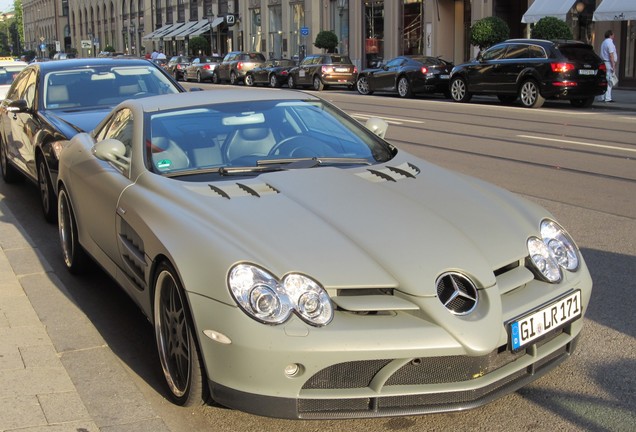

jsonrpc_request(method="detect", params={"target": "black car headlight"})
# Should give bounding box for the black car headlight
[527,219,580,283]
[228,263,333,326]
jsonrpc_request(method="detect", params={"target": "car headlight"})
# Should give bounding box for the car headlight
[527,219,580,283]
[228,263,333,326]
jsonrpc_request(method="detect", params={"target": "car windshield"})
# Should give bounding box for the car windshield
[43,65,179,110]
[146,99,395,176]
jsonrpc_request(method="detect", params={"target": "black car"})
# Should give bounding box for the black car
[0,58,185,221]
[449,39,607,108]
[244,59,297,87]
[356,55,453,98]
[213,51,267,85]
[287,54,358,91]
[166,55,193,81]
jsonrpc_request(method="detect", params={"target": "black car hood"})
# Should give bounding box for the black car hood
[42,107,112,138]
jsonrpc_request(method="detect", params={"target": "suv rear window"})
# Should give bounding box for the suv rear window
[240,53,266,62]
[558,46,601,63]
[327,55,353,65]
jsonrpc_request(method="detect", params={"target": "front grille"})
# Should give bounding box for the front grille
[303,360,391,390]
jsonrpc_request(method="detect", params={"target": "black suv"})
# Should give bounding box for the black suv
[287,54,358,91]
[449,39,607,108]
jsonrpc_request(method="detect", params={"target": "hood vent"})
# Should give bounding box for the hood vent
[357,162,420,183]
[208,182,280,199]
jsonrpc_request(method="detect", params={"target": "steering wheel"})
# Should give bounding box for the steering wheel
[268,135,334,158]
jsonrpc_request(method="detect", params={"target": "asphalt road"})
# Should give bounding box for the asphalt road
[2,85,634,431]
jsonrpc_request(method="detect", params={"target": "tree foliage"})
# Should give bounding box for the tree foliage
[189,36,209,55]
[530,17,573,40]
[314,30,338,53]
[470,16,510,51]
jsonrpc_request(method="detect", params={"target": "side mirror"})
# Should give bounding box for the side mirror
[6,99,29,113]
[92,138,130,171]
[365,117,389,139]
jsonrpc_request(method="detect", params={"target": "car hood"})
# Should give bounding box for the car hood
[43,107,112,137]
[150,152,547,297]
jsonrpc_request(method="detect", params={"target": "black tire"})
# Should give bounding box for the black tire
[269,74,279,88]
[37,156,56,223]
[58,186,90,274]
[244,73,255,87]
[287,75,296,89]
[570,97,595,108]
[196,71,203,83]
[397,76,413,98]
[0,140,20,183]
[313,76,324,91]
[212,72,220,84]
[356,76,373,95]
[519,79,545,108]
[498,94,517,104]
[154,261,208,407]
[450,76,472,103]
[230,71,238,85]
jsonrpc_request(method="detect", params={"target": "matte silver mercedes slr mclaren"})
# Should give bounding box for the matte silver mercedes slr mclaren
[56,89,592,419]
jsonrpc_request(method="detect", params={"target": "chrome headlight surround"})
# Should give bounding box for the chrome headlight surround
[228,263,333,327]
[527,219,580,283]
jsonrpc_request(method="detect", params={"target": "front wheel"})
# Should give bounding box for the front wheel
[287,75,296,89]
[397,76,413,98]
[37,157,56,223]
[313,76,324,91]
[212,72,220,84]
[356,76,373,95]
[269,74,279,88]
[154,261,208,407]
[244,73,255,87]
[196,71,203,83]
[450,77,472,103]
[230,71,238,85]
[58,186,90,274]
[519,80,545,108]
[0,140,20,183]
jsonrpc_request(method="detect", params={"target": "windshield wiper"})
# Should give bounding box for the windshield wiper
[257,157,371,167]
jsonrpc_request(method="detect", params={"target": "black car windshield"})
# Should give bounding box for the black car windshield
[146,99,395,175]
[44,65,179,110]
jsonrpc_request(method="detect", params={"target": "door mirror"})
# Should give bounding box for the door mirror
[92,138,130,171]
[6,99,29,113]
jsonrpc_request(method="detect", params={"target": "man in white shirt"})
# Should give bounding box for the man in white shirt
[599,30,617,102]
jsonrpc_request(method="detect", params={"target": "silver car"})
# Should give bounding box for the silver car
[184,56,222,83]
[56,89,592,419]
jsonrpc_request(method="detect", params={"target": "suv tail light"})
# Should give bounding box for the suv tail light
[420,66,429,74]
[203,65,212,70]
[551,63,575,73]
[237,61,244,70]
[599,63,607,72]
[354,66,358,73]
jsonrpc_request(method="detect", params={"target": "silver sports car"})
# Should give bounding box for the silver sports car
[56,89,592,419]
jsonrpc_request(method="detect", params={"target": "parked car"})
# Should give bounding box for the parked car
[184,56,222,83]
[0,60,28,99]
[52,52,76,60]
[244,58,297,87]
[287,54,358,91]
[356,55,453,98]
[150,57,168,69]
[213,51,266,85]
[0,58,185,222]
[166,55,193,81]
[57,88,591,418]
[449,39,607,108]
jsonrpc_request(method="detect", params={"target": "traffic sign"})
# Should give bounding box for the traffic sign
[226,14,235,26]
[300,26,309,37]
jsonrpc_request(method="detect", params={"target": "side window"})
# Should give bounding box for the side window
[504,45,529,60]
[528,45,547,59]
[386,58,403,68]
[22,70,38,110]
[6,68,34,102]
[94,108,134,176]
[482,45,507,61]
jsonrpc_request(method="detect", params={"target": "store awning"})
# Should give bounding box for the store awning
[593,0,636,21]
[163,21,199,41]
[521,0,577,24]
[143,23,175,41]
[190,17,225,37]
[175,19,211,40]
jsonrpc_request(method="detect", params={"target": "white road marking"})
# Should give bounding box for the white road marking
[518,135,636,153]
[351,113,424,125]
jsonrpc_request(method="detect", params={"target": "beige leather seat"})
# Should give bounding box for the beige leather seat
[151,136,190,172]
[224,127,276,161]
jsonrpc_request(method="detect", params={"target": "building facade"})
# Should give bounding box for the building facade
[19,1,635,88]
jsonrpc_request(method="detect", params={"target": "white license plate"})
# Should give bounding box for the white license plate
[335,68,349,72]
[509,291,581,351]
[440,74,450,79]
[579,69,597,75]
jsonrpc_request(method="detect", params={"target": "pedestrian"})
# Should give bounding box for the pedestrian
[157,50,167,60]
[599,29,617,103]
[151,49,159,59]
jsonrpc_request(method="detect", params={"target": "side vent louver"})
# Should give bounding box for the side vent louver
[357,162,420,183]
[208,182,280,199]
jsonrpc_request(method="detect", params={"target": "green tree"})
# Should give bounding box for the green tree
[314,30,338,53]
[189,36,209,55]
[470,16,510,52]
[531,17,573,40]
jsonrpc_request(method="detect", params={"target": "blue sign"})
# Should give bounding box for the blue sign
[300,26,309,37]
[40,43,46,50]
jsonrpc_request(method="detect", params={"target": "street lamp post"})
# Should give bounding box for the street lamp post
[88,29,93,57]
[130,23,136,55]
[207,8,214,56]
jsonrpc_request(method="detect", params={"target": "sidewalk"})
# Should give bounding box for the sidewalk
[595,87,636,110]
[0,201,170,432]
